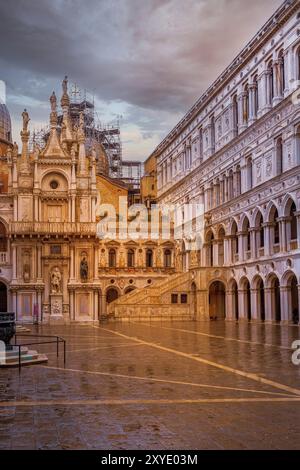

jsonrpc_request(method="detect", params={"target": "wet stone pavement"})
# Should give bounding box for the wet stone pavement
[0,320,300,450]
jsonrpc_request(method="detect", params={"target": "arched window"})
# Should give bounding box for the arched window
[164,249,172,268]
[290,202,298,242]
[278,50,285,96]
[244,218,251,253]
[235,165,241,197]
[276,137,283,175]
[108,249,116,268]
[256,212,264,256]
[253,75,259,116]
[297,46,300,81]
[146,249,153,268]
[270,207,280,250]
[0,222,7,252]
[231,221,238,263]
[228,170,234,200]
[232,94,238,134]
[268,61,274,103]
[127,249,135,268]
[199,127,203,161]
[243,84,249,125]
[246,157,253,191]
[218,228,225,267]
[206,231,214,267]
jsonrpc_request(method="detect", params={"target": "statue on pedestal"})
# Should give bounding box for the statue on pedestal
[51,267,62,293]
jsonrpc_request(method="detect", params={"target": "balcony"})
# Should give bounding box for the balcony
[10,222,97,236]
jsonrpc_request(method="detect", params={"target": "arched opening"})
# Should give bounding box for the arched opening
[127,249,135,268]
[268,60,274,103]
[255,211,264,257]
[0,222,7,253]
[206,231,214,267]
[269,205,280,252]
[278,50,285,96]
[228,170,234,200]
[106,288,119,305]
[0,282,7,312]
[146,249,153,268]
[236,165,241,197]
[108,249,116,268]
[286,200,298,250]
[268,275,281,323]
[124,286,136,295]
[289,275,299,324]
[164,249,172,268]
[257,278,265,322]
[191,282,197,319]
[233,94,239,134]
[275,137,283,175]
[243,84,249,125]
[253,75,259,117]
[231,221,238,263]
[217,227,225,267]
[229,279,239,320]
[209,281,226,320]
[296,46,300,82]
[242,217,251,260]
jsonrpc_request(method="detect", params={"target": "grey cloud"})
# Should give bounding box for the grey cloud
[0,0,283,157]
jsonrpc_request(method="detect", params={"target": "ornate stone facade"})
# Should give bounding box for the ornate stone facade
[140,0,300,324]
[0,78,175,323]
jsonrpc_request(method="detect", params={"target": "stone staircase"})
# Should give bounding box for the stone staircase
[0,346,48,368]
[108,272,192,321]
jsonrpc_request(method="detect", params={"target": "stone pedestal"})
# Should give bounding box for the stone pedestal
[49,293,64,324]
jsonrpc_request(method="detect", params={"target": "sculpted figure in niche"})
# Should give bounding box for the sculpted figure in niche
[51,267,62,293]
[80,256,88,281]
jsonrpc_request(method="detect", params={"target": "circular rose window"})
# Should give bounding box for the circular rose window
[50,180,59,189]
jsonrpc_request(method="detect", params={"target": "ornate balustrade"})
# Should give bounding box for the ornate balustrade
[9,221,97,236]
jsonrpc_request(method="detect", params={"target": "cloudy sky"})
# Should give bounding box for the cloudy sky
[0,0,283,161]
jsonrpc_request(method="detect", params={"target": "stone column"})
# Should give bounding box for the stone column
[273,60,282,106]
[264,287,273,322]
[278,217,287,253]
[237,231,246,262]
[263,69,272,113]
[249,228,257,260]
[251,288,259,321]
[280,286,289,324]
[238,289,246,320]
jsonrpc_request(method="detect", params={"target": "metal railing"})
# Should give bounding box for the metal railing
[13,333,66,371]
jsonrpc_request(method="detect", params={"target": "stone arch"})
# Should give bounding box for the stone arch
[217,225,225,267]
[251,275,265,322]
[106,286,120,305]
[265,273,281,322]
[208,280,226,320]
[265,201,279,223]
[41,169,70,189]
[281,271,299,324]
[124,286,136,295]
[282,194,298,217]
[205,229,215,267]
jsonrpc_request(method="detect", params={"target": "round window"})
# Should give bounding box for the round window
[50,180,59,190]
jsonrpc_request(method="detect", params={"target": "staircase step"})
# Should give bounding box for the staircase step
[0,351,48,367]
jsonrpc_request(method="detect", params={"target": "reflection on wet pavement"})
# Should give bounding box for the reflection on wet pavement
[0,321,299,449]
